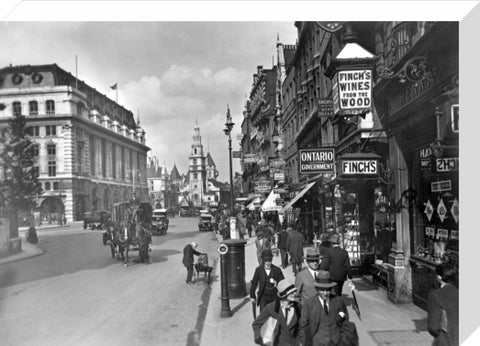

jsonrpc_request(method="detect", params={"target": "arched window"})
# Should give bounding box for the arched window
[29,101,38,116]
[193,172,198,179]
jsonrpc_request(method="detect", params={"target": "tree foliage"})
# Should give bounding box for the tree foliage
[0,114,42,215]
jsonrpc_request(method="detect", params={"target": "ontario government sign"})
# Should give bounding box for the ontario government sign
[299,148,335,174]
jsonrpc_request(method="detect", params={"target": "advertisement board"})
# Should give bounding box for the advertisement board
[299,148,335,174]
[333,69,372,117]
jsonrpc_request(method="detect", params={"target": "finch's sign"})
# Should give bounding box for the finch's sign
[333,69,372,117]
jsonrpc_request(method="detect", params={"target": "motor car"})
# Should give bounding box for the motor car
[83,210,110,230]
[152,208,169,235]
[198,213,214,232]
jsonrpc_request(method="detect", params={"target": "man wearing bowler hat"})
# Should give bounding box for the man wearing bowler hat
[299,270,352,346]
[321,233,352,297]
[286,226,305,276]
[250,249,285,312]
[295,248,324,305]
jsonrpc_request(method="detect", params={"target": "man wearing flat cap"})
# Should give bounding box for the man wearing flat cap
[252,278,302,345]
[250,249,285,312]
[295,248,324,305]
[299,270,354,346]
[321,233,353,297]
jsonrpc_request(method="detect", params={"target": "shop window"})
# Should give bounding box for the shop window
[46,100,55,115]
[48,161,56,177]
[46,125,56,136]
[12,101,22,116]
[29,101,38,116]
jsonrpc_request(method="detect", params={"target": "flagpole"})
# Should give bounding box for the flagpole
[116,87,118,104]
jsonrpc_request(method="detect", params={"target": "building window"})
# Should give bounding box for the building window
[53,182,59,190]
[32,166,39,178]
[48,161,56,177]
[32,144,39,156]
[47,143,56,156]
[27,126,40,136]
[12,101,22,116]
[194,148,197,155]
[193,173,198,179]
[46,125,56,136]
[46,100,55,115]
[193,158,197,165]
[29,101,38,116]
[45,182,51,191]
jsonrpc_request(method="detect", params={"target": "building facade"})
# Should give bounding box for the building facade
[0,64,150,223]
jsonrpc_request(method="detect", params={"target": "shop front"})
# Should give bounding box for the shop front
[373,22,459,308]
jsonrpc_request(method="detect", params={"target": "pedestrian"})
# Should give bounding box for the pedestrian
[318,233,332,257]
[255,230,271,266]
[26,226,38,244]
[250,249,285,312]
[295,248,323,305]
[321,233,352,297]
[252,278,302,346]
[427,263,459,346]
[246,213,253,238]
[298,270,356,346]
[278,227,289,269]
[286,226,305,276]
[182,241,203,284]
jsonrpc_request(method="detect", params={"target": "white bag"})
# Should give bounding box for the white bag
[260,316,278,346]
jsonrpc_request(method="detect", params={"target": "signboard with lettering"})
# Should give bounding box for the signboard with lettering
[431,180,452,193]
[436,158,458,172]
[340,159,378,176]
[299,148,335,174]
[318,99,334,117]
[419,147,433,172]
[232,151,241,158]
[273,172,285,183]
[243,153,257,163]
[333,69,372,116]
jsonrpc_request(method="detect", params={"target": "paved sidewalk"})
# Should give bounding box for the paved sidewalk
[0,222,78,266]
[201,234,432,346]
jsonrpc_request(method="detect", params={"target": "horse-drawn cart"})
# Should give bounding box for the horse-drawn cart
[108,201,153,266]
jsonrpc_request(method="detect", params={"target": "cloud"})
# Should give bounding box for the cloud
[120,64,248,179]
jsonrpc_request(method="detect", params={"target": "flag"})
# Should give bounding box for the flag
[110,83,117,90]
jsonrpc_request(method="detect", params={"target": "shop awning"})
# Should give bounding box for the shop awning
[246,197,261,211]
[260,190,282,212]
[281,181,316,212]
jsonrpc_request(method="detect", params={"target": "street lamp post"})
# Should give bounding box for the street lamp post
[223,105,235,216]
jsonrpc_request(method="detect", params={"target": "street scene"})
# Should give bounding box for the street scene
[0,3,474,345]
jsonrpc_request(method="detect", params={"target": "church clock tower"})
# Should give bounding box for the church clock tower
[188,122,206,207]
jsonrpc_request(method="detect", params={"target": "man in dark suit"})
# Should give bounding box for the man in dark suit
[182,241,202,284]
[250,249,285,312]
[286,227,305,276]
[428,263,459,346]
[321,233,352,297]
[299,271,354,346]
[277,227,289,269]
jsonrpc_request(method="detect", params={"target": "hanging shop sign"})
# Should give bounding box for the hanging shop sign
[318,99,334,117]
[419,147,433,172]
[339,156,379,177]
[243,153,257,163]
[424,200,434,222]
[273,172,285,183]
[299,148,335,174]
[332,69,372,117]
[431,180,452,193]
[232,151,242,158]
[436,158,458,172]
[425,226,435,237]
[436,228,449,240]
